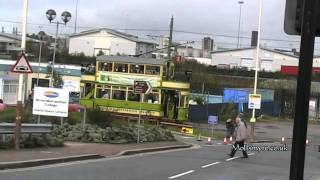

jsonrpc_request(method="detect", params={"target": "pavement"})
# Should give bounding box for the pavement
[1,135,319,180]
[0,140,191,170]
[191,121,320,145]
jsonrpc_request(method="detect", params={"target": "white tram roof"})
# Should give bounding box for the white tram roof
[96,56,168,66]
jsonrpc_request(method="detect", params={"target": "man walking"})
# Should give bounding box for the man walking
[228,114,248,158]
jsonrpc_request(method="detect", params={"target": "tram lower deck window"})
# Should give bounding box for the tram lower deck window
[128,92,140,102]
[112,90,126,100]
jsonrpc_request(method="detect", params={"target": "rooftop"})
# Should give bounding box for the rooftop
[69,28,157,45]
[96,55,168,65]
[0,32,41,43]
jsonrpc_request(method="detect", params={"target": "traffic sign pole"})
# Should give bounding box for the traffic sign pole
[137,93,143,143]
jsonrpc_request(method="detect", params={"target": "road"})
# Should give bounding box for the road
[0,136,320,180]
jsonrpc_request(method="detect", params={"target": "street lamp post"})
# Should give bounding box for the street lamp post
[46,9,72,87]
[250,0,263,142]
[36,31,45,124]
[74,0,79,33]
[36,31,45,87]
[237,1,244,48]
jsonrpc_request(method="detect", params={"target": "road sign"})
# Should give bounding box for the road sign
[11,53,33,73]
[134,81,152,94]
[248,94,261,109]
[208,116,218,125]
[32,87,69,117]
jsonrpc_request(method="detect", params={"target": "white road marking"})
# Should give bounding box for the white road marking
[226,156,240,161]
[182,136,192,139]
[168,170,195,179]
[201,162,221,168]
[248,153,255,156]
[202,144,223,147]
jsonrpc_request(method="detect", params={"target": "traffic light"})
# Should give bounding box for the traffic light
[284,0,320,36]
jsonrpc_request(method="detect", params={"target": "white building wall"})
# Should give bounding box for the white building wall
[68,30,137,57]
[212,49,320,72]
[0,36,16,42]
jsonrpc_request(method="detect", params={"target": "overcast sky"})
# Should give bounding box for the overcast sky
[1,0,319,53]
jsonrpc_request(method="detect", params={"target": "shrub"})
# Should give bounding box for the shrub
[218,103,236,122]
[87,109,113,128]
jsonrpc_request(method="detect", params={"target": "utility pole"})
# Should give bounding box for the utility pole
[164,16,174,118]
[167,16,173,61]
[15,0,29,150]
[74,0,78,33]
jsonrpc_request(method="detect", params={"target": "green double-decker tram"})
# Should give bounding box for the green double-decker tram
[80,56,190,121]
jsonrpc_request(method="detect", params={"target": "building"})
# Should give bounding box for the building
[211,47,320,72]
[0,31,40,54]
[0,76,20,105]
[0,59,82,105]
[80,55,190,121]
[68,28,157,57]
[176,46,202,58]
[202,37,215,58]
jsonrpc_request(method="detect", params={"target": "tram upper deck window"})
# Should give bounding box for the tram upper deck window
[99,62,112,71]
[114,63,128,73]
[146,65,160,75]
[130,64,144,74]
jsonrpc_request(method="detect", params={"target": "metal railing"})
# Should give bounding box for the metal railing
[0,123,52,134]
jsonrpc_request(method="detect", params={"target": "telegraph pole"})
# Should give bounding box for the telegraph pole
[15,0,29,150]
[164,16,174,118]
[167,16,174,61]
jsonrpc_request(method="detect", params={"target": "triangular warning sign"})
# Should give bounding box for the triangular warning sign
[11,53,33,73]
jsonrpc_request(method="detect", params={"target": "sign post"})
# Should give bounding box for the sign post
[248,94,261,141]
[208,116,218,139]
[134,81,152,143]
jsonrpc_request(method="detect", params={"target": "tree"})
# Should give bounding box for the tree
[97,50,105,56]
[46,65,64,88]
[193,96,205,105]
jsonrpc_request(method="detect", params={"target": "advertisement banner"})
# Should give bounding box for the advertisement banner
[63,80,80,92]
[248,94,261,109]
[32,87,69,117]
[98,72,160,87]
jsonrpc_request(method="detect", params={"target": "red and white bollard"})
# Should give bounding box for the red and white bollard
[223,137,228,145]
[206,137,212,145]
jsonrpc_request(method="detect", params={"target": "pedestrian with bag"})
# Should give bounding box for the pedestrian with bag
[228,113,248,158]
